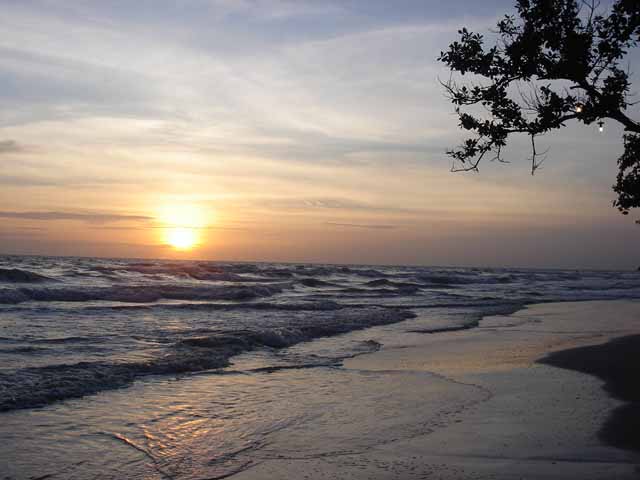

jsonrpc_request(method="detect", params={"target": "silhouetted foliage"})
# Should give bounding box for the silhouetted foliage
[439,0,640,215]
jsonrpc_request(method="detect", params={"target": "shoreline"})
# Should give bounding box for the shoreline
[2,299,640,480]
[233,299,640,479]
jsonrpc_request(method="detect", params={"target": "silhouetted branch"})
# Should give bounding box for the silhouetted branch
[439,0,640,214]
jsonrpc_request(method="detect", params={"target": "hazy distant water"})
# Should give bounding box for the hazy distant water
[1,255,640,479]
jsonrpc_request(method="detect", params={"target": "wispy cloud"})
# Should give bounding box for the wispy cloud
[0,211,152,224]
[325,222,396,230]
[0,139,23,153]
[0,173,145,188]
[260,197,418,214]
[0,175,58,186]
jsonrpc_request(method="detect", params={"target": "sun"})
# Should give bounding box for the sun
[156,203,212,251]
[166,227,198,250]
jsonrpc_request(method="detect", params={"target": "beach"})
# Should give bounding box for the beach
[4,0,640,478]
[2,257,640,479]
[233,300,640,479]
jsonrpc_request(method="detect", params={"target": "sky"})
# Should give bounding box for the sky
[0,0,638,269]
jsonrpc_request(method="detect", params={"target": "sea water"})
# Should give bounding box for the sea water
[1,255,639,479]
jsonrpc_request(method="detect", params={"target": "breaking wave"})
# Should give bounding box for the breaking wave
[0,308,413,411]
[0,268,52,283]
[0,282,290,304]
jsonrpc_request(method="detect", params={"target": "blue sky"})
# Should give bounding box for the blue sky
[0,0,638,268]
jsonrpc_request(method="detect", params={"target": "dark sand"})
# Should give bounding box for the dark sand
[539,334,640,453]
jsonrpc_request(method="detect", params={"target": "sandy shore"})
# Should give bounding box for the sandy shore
[233,300,640,479]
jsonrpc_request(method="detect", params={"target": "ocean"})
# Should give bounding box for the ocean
[1,255,640,479]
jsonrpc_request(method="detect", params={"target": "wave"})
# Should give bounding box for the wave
[31,336,105,344]
[343,268,388,278]
[0,279,420,310]
[159,300,343,312]
[407,303,524,334]
[0,268,52,283]
[0,345,49,354]
[332,285,421,296]
[566,282,640,291]
[297,278,338,287]
[364,279,424,289]
[90,262,285,283]
[408,323,480,334]
[416,273,472,285]
[69,300,343,314]
[238,340,382,374]
[288,265,388,278]
[0,307,414,412]
[0,282,290,304]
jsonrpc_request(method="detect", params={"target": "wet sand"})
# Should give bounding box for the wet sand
[539,334,640,453]
[233,300,640,479]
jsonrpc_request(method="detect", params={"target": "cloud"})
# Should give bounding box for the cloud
[0,44,161,126]
[87,224,248,231]
[0,139,23,153]
[0,175,58,186]
[0,225,46,238]
[0,1,467,153]
[261,197,418,214]
[325,222,396,230]
[0,211,153,224]
[0,173,145,188]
